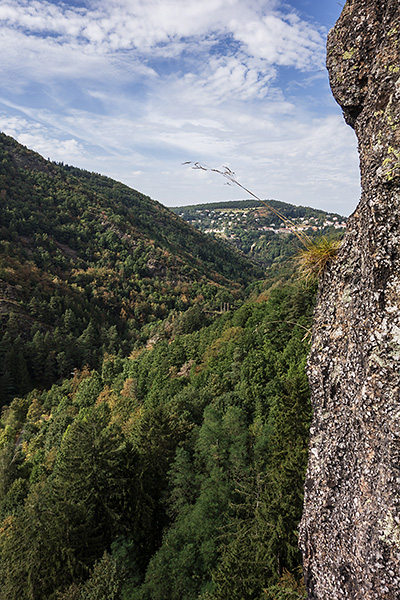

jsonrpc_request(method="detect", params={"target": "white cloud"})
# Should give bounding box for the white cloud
[1,91,359,215]
[0,28,155,96]
[175,56,276,106]
[0,0,326,120]
[0,0,325,65]
[0,114,85,162]
[19,134,84,161]
[231,13,324,69]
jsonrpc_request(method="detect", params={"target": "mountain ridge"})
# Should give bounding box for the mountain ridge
[0,132,262,404]
[172,197,345,218]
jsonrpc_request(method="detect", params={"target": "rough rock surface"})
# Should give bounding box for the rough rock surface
[299,1,400,599]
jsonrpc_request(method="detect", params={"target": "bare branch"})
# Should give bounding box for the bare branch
[183,162,313,247]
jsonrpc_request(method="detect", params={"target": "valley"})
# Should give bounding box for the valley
[0,133,342,600]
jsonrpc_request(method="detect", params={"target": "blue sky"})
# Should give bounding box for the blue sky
[0,0,360,215]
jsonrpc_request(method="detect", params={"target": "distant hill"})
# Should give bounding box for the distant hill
[0,132,262,404]
[172,197,344,218]
[172,199,346,270]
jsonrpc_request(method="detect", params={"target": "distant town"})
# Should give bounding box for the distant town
[176,205,347,240]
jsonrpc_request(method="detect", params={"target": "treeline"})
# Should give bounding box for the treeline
[0,283,314,600]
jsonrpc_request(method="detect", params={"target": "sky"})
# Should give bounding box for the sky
[0,0,360,216]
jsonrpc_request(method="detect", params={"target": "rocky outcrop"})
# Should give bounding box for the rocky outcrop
[299,1,400,599]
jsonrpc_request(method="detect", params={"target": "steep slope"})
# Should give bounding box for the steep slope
[300,1,400,599]
[0,133,262,405]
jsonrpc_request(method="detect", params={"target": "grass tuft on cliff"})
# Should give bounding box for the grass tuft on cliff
[296,236,341,281]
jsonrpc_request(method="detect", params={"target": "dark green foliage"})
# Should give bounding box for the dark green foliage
[57,552,123,600]
[172,198,342,217]
[79,552,123,600]
[0,283,314,600]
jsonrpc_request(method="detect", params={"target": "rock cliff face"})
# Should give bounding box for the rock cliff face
[299,1,400,599]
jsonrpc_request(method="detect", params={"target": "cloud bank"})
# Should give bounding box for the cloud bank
[0,0,360,214]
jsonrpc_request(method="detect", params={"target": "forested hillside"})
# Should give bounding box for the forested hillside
[0,282,314,600]
[0,133,262,405]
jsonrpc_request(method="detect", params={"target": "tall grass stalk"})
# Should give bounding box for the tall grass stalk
[184,162,314,247]
[184,162,341,279]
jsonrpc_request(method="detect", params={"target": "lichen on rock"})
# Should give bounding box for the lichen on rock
[299,1,400,599]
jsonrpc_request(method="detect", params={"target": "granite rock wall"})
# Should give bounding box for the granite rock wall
[299,1,400,598]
